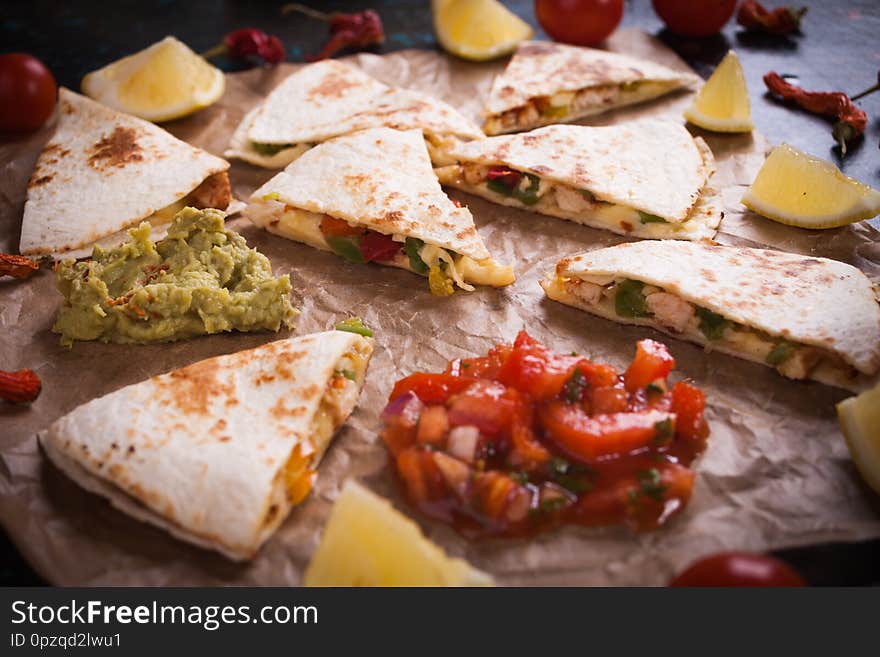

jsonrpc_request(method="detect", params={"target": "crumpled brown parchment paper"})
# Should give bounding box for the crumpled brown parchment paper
[1,30,879,586]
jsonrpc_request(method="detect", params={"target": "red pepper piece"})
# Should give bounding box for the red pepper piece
[203,29,285,66]
[0,369,41,404]
[360,231,401,263]
[486,166,523,189]
[0,254,39,279]
[764,72,867,154]
[737,1,807,35]
[282,4,385,61]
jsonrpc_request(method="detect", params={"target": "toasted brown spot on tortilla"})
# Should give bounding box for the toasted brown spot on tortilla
[308,71,361,100]
[344,173,368,186]
[621,221,634,233]
[301,383,320,401]
[127,445,136,455]
[700,268,717,282]
[87,127,144,170]
[158,358,236,416]
[519,42,559,57]
[573,164,591,184]
[254,372,276,386]
[29,174,53,187]
[218,436,231,442]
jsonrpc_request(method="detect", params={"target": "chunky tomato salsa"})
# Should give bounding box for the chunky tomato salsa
[380,331,710,537]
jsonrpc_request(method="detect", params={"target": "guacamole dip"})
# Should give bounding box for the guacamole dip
[53,207,297,345]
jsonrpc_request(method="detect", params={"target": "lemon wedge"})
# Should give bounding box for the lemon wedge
[82,36,225,122]
[432,0,533,61]
[837,381,880,494]
[742,144,880,228]
[684,50,753,133]
[304,481,493,587]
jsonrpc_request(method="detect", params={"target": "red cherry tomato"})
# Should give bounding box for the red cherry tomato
[0,54,57,133]
[651,0,737,38]
[669,552,807,586]
[535,0,624,47]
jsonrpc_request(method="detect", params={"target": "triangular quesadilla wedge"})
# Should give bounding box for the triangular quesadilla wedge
[20,88,232,258]
[40,330,374,561]
[483,40,699,135]
[225,60,485,168]
[435,120,721,242]
[246,127,514,295]
[541,241,880,391]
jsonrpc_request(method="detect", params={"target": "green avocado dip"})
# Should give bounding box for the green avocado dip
[53,207,297,346]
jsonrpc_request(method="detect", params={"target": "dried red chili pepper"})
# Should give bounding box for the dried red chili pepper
[763,72,867,155]
[282,3,385,62]
[203,29,286,66]
[737,1,807,35]
[0,253,39,279]
[0,369,41,404]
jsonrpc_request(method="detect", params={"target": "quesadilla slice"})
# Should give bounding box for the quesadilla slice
[483,41,699,135]
[435,120,721,242]
[40,330,374,561]
[20,88,232,258]
[225,60,485,168]
[541,241,880,391]
[246,127,514,295]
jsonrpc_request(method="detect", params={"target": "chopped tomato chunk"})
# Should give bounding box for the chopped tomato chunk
[447,379,516,435]
[624,339,675,392]
[416,405,449,445]
[380,331,710,538]
[671,381,710,445]
[591,383,629,414]
[396,447,445,504]
[498,331,583,401]
[389,373,474,405]
[540,402,675,463]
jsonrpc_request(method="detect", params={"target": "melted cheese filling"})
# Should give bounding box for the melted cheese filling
[484,80,678,134]
[246,200,514,290]
[558,276,855,383]
[251,134,456,168]
[268,345,371,528]
[435,164,711,240]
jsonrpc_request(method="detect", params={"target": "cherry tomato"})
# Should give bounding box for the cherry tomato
[0,54,57,133]
[652,0,737,38]
[534,0,624,47]
[669,552,807,586]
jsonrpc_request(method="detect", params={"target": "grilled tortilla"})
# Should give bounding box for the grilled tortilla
[483,41,699,135]
[20,88,232,258]
[226,60,484,168]
[40,330,373,561]
[542,241,880,391]
[435,120,721,242]
[245,127,514,295]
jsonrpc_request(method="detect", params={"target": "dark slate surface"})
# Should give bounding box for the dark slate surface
[1,0,878,585]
